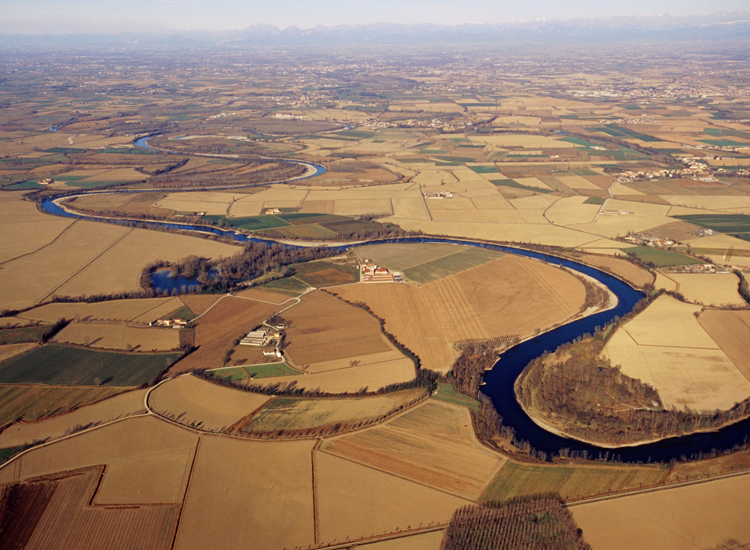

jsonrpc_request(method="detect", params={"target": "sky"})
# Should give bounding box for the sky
[0,0,747,34]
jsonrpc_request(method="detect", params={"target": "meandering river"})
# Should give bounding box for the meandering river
[36,137,750,462]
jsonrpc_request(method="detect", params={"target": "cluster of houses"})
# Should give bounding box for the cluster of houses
[622,233,676,248]
[423,191,455,199]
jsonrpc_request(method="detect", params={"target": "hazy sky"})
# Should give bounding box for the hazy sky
[0,0,747,34]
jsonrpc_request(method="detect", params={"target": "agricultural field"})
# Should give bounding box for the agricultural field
[0,344,181,387]
[52,322,183,351]
[237,388,425,434]
[665,272,745,307]
[602,296,750,411]
[18,296,188,324]
[321,400,505,499]
[0,384,127,426]
[573,253,654,288]
[149,374,271,432]
[166,294,284,374]
[334,254,587,372]
[206,362,298,381]
[354,242,504,284]
[570,473,750,550]
[481,460,667,503]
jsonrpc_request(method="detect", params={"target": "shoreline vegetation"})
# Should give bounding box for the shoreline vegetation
[514,304,750,449]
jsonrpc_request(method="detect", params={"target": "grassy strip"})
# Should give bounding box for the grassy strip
[208,363,297,381]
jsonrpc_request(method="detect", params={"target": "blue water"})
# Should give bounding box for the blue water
[150,268,219,294]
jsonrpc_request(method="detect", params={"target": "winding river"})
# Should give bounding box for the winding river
[36,137,750,463]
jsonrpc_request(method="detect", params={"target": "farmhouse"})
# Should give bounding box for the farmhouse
[265,208,281,215]
[360,262,397,283]
[240,330,271,346]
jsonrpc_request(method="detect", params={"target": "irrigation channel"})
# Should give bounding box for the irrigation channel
[37,137,750,463]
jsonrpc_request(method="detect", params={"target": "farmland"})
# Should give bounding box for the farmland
[0,344,181,387]
[334,254,587,372]
[2,40,750,550]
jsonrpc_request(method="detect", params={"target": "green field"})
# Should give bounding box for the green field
[588,125,659,142]
[469,165,500,174]
[0,345,182,386]
[202,214,290,231]
[207,362,297,381]
[0,446,26,466]
[481,460,668,502]
[624,246,698,267]
[0,325,50,345]
[0,384,127,425]
[259,276,311,295]
[431,383,480,413]
[699,139,748,147]
[404,247,503,283]
[490,179,554,194]
[290,260,359,287]
[676,214,750,241]
[584,196,607,205]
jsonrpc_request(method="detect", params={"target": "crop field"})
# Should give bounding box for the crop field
[431,383,481,412]
[0,415,198,488]
[173,436,315,550]
[0,198,74,263]
[259,275,311,295]
[167,295,282,374]
[0,344,181,386]
[18,296,184,324]
[51,226,240,299]
[0,325,49,345]
[624,246,699,267]
[289,258,359,287]
[334,255,586,372]
[207,362,298,381]
[676,213,750,239]
[282,290,396,368]
[482,460,667,502]
[0,468,180,550]
[52,323,182,351]
[0,384,126,426]
[570,473,750,550]
[0,343,38,363]
[0,388,147,449]
[667,273,745,307]
[321,401,505,499]
[698,309,750,382]
[574,253,654,288]
[602,297,750,410]
[237,388,425,433]
[149,374,271,432]
[251,355,415,393]
[315,451,468,543]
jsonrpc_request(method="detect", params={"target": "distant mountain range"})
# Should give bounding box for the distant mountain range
[2,13,750,49]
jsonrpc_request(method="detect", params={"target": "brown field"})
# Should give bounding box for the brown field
[0,342,37,362]
[52,227,240,299]
[239,388,425,433]
[4,468,180,550]
[603,297,750,410]
[315,451,468,543]
[570,473,750,550]
[252,357,416,394]
[52,322,182,351]
[173,436,315,550]
[166,295,282,374]
[283,290,396,368]
[481,460,667,503]
[0,388,147,449]
[576,253,655,288]
[0,384,128,427]
[149,374,271,432]
[668,273,745,307]
[321,400,505,499]
[178,294,223,315]
[0,416,198,492]
[19,296,182,324]
[699,309,750,383]
[0,200,74,263]
[334,255,586,372]
[355,531,446,550]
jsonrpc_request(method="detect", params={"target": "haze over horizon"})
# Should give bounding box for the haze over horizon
[0,0,748,35]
